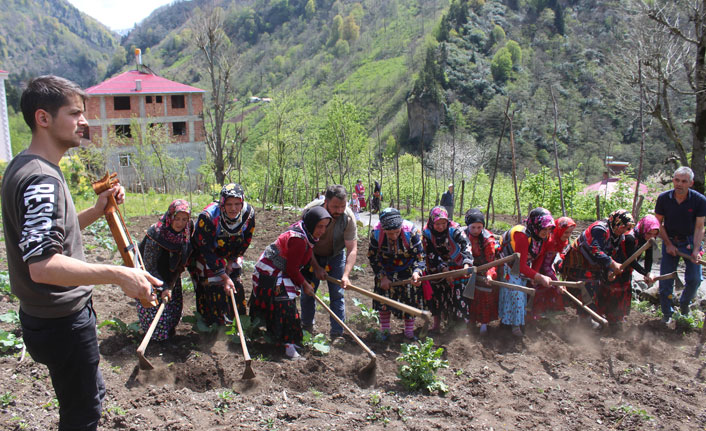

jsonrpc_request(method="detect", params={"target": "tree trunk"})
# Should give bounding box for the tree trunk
[633,60,647,219]
[486,99,511,227]
[396,136,400,209]
[505,109,522,224]
[691,10,706,194]
[550,87,566,216]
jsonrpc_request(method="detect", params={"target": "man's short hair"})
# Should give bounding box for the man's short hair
[325,185,347,201]
[674,166,694,182]
[20,75,86,131]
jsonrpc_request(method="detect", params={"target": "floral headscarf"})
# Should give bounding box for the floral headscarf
[144,199,192,272]
[608,209,634,235]
[635,214,660,237]
[155,199,191,245]
[524,207,555,257]
[218,183,247,235]
[425,206,449,237]
[525,207,555,241]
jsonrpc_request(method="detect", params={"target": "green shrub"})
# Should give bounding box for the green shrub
[396,337,449,393]
[302,331,330,355]
[0,330,23,353]
[97,318,141,340]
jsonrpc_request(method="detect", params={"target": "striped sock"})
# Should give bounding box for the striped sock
[404,317,415,338]
[380,310,391,331]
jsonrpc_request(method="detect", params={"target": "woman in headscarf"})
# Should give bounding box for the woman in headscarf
[136,199,193,340]
[463,208,499,335]
[422,206,473,332]
[497,208,555,337]
[249,207,331,359]
[529,216,576,320]
[189,183,256,326]
[559,209,634,328]
[368,208,426,339]
[597,214,659,327]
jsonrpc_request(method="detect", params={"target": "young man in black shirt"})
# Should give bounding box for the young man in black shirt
[2,76,159,430]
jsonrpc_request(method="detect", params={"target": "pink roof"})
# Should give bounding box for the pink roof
[582,178,648,196]
[85,70,204,95]
[0,70,8,73]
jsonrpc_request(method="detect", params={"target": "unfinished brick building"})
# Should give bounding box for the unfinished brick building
[84,64,206,191]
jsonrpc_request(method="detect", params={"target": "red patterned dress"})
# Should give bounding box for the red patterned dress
[466,228,499,324]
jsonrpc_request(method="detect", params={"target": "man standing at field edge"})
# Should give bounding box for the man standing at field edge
[654,166,706,326]
[1,76,158,430]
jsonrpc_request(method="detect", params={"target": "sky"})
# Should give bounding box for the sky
[66,0,175,31]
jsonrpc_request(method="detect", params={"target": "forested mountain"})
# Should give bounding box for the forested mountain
[0,0,119,88]
[1,0,692,183]
[407,0,687,181]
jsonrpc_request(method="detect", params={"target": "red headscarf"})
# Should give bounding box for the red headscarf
[547,216,576,253]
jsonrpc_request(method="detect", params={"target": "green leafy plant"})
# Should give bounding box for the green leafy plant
[396,337,449,394]
[241,260,256,273]
[367,327,390,342]
[302,331,330,355]
[0,310,19,325]
[41,398,59,410]
[673,311,705,330]
[349,297,379,327]
[0,330,23,353]
[10,416,27,429]
[0,391,16,408]
[214,390,237,415]
[632,299,656,314]
[260,417,277,430]
[182,312,221,334]
[181,276,194,293]
[611,404,653,421]
[226,315,262,342]
[0,270,14,299]
[316,290,330,307]
[310,388,323,398]
[97,318,141,340]
[83,219,117,252]
[366,392,392,424]
[106,405,126,416]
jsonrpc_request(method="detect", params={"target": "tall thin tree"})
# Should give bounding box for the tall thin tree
[192,7,243,186]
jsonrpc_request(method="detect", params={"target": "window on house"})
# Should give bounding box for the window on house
[82,127,90,140]
[119,153,131,167]
[115,124,131,138]
[145,95,152,103]
[171,95,185,109]
[156,95,163,103]
[114,96,130,110]
[172,122,186,136]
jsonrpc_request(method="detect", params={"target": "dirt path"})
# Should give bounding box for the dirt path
[0,209,705,430]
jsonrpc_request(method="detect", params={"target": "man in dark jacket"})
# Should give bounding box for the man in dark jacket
[440,184,454,220]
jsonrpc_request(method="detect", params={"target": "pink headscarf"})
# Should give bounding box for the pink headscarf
[635,214,660,237]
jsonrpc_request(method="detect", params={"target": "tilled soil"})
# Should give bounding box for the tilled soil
[0,209,705,430]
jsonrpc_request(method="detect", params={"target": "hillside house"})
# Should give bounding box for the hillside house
[84,67,206,191]
[0,70,11,162]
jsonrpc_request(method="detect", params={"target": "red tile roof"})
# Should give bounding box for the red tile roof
[85,70,204,95]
